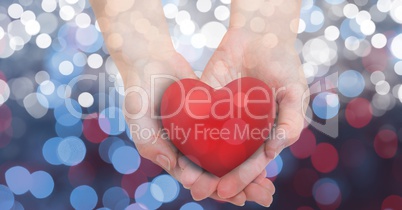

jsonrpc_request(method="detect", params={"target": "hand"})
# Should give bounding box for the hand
[186,26,309,203]
[123,49,274,206]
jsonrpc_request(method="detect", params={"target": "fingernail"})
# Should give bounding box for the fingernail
[238,203,245,207]
[156,155,171,171]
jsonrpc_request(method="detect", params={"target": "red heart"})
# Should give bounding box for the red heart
[161,77,275,177]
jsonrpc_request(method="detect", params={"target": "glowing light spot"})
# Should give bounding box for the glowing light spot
[0,185,14,209]
[382,195,402,210]
[375,80,390,95]
[99,107,125,135]
[343,3,359,19]
[311,143,339,173]
[70,185,98,210]
[371,33,387,48]
[394,61,402,75]
[181,202,204,210]
[290,129,316,159]
[57,136,86,166]
[374,129,398,159]
[43,137,63,165]
[102,187,130,209]
[345,98,372,128]
[163,3,178,19]
[180,20,195,35]
[73,52,87,67]
[5,166,32,195]
[313,178,341,206]
[8,4,23,19]
[135,183,163,209]
[39,80,55,95]
[78,92,94,108]
[75,13,91,28]
[126,203,148,210]
[151,175,180,202]
[59,5,75,21]
[339,70,365,97]
[36,33,52,49]
[214,5,230,21]
[201,21,227,48]
[265,155,283,178]
[196,0,212,13]
[30,171,54,199]
[25,20,40,35]
[360,20,375,36]
[0,80,10,105]
[324,25,340,41]
[88,53,103,69]
[54,99,82,126]
[391,34,402,59]
[59,60,74,76]
[111,146,141,174]
[312,92,339,119]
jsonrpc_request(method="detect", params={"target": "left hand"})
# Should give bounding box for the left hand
[180,27,309,203]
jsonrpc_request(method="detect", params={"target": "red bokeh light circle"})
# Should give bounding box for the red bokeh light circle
[83,113,108,144]
[382,195,402,210]
[374,129,398,159]
[345,98,372,128]
[290,129,316,159]
[311,143,339,173]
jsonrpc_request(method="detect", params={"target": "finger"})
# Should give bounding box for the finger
[210,191,247,207]
[190,171,220,201]
[217,146,270,199]
[265,83,308,159]
[244,182,273,207]
[178,156,203,189]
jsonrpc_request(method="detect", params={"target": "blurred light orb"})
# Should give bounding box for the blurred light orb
[78,92,94,108]
[88,53,103,69]
[8,3,23,19]
[391,34,402,59]
[181,202,204,210]
[163,3,179,19]
[343,3,359,19]
[290,129,316,159]
[125,203,148,210]
[0,185,14,210]
[0,80,10,105]
[59,5,75,21]
[312,92,340,119]
[36,33,52,49]
[43,137,63,165]
[324,0,345,5]
[111,146,141,174]
[214,5,230,21]
[57,136,86,166]
[180,20,195,35]
[265,154,283,178]
[201,21,227,48]
[313,178,341,205]
[191,33,207,48]
[135,182,163,209]
[54,99,82,126]
[374,129,398,159]
[102,187,130,210]
[375,80,390,95]
[196,0,212,13]
[345,98,372,128]
[311,143,339,173]
[30,171,54,199]
[75,13,91,28]
[151,175,180,203]
[99,107,125,135]
[324,25,340,41]
[339,70,365,97]
[394,61,402,75]
[370,71,385,84]
[70,185,98,210]
[5,166,32,195]
[371,33,387,48]
[59,60,74,76]
[39,80,55,95]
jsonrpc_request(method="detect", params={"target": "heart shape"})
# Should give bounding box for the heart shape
[161,77,275,177]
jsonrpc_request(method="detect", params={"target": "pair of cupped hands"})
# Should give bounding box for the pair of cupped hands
[123,27,308,207]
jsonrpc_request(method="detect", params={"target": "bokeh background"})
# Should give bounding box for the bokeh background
[1,0,402,209]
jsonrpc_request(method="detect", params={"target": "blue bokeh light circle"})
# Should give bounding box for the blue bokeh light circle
[180,202,204,210]
[5,166,32,195]
[339,70,365,97]
[43,137,63,165]
[30,171,54,199]
[111,146,141,174]
[99,107,125,135]
[70,185,98,210]
[151,174,180,203]
[102,186,130,210]
[135,183,163,210]
[57,136,86,166]
[265,155,284,178]
[0,185,14,210]
[312,92,340,119]
[54,99,82,126]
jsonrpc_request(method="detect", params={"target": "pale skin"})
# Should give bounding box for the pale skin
[90,0,308,207]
